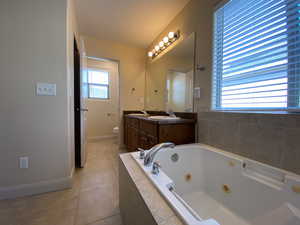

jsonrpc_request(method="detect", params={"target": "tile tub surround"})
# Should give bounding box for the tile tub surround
[119,153,184,225]
[198,111,300,175]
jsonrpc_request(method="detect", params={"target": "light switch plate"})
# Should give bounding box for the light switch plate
[36,83,56,96]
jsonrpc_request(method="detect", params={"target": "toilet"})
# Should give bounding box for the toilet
[113,126,119,135]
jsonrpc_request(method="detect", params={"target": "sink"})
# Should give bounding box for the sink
[148,116,180,120]
[128,113,148,117]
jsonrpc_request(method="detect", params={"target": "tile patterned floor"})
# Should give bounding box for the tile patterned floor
[0,138,124,225]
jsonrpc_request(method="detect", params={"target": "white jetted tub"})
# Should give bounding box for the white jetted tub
[131,144,300,225]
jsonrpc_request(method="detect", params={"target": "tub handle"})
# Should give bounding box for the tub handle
[152,161,161,175]
[138,148,145,159]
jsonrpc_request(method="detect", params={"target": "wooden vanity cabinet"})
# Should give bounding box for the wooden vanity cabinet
[124,115,195,152]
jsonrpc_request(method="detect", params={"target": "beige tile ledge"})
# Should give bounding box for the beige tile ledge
[119,153,184,225]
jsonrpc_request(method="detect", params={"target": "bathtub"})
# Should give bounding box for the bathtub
[131,144,300,225]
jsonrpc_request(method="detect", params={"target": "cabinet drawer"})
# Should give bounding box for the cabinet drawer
[140,120,157,136]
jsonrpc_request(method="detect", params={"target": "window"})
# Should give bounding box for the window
[212,0,300,110]
[87,69,109,99]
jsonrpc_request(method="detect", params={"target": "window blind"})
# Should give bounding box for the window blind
[213,0,300,110]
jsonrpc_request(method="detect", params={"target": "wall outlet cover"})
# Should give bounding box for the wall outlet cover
[194,87,201,99]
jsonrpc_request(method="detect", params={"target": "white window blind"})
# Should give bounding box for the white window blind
[213,0,300,110]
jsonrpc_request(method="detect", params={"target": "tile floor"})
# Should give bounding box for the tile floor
[0,138,124,225]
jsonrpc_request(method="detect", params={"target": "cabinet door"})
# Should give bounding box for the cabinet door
[139,132,148,150]
[147,135,158,148]
[159,124,195,144]
[124,117,128,146]
[127,127,139,152]
[139,133,157,149]
[140,120,157,137]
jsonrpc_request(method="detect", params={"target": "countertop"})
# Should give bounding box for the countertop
[125,114,196,125]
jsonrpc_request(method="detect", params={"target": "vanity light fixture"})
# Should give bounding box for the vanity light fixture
[148,30,180,59]
[168,31,175,39]
[159,41,164,48]
[148,51,153,57]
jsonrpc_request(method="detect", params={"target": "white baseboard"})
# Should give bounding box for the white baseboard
[0,171,74,200]
[88,135,117,142]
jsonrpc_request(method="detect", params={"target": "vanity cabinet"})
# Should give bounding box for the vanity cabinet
[124,115,196,152]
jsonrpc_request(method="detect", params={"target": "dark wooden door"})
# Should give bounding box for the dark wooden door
[74,38,81,168]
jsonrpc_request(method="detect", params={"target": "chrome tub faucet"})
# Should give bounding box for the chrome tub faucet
[143,142,175,166]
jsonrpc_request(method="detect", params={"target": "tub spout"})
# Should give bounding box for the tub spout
[144,142,175,166]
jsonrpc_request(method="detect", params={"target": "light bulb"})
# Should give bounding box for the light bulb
[163,36,169,43]
[168,32,175,39]
[155,45,160,51]
[148,51,153,57]
[159,41,164,48]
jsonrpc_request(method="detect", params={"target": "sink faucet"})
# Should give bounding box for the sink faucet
[141,110,149,116]
[144,142,175,166]
[166,109,176,118]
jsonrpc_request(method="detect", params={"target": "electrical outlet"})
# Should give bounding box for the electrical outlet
[194,87,201,99]
[19,157,29,169]
[36,83,56,96]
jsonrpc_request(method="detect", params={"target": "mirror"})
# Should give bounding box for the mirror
[145,33,195,112]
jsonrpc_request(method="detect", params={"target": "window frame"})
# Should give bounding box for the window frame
[211,0,300,112]
[87,68,110,100]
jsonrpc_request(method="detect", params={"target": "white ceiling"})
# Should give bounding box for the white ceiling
[74,0,190,48]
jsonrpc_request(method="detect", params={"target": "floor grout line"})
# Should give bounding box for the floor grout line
[84,212,121,225]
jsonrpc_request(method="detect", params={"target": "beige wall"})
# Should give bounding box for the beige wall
[0,0,80,198]
[86,59,119,140]
[147,0,221,112]
[83,37,147,111]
